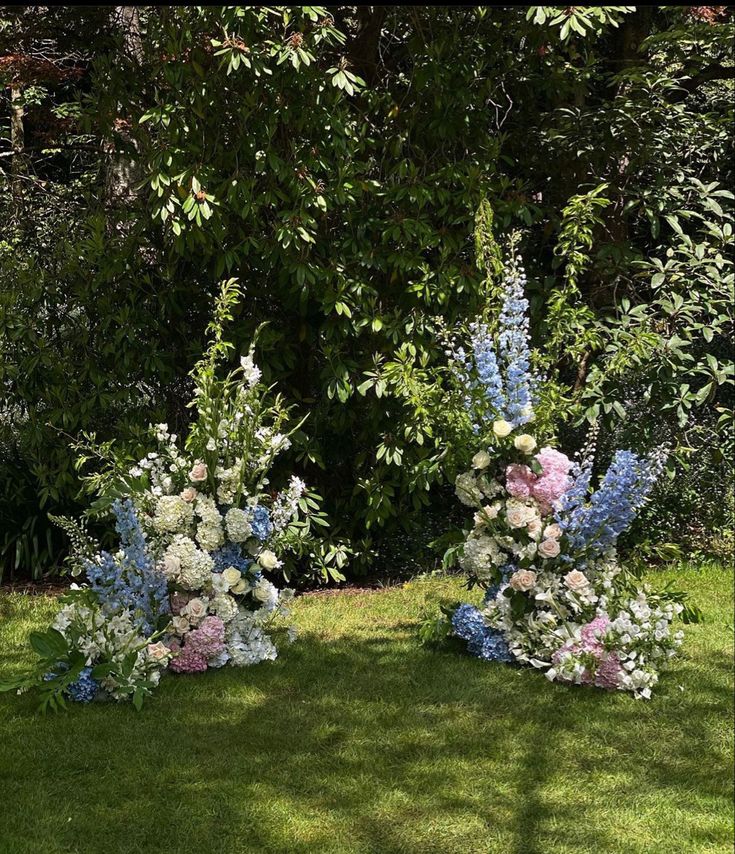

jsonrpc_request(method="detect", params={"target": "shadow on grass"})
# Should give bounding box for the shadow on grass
[2,621,731,854]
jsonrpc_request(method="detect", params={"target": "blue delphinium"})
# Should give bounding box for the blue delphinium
[85,499,169,636]
[211,542,253,574]
[65,667,98,703]
[249,505,273,542]
[497,256,534,426]
[558,450,664,560]
[451,603,514,663]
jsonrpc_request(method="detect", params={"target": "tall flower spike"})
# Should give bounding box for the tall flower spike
[498,250,535,426]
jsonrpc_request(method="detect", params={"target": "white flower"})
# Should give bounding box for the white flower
[538,538,561,559]
[493,419,513,438]
[171,615,190,635]
[180,487,198,503]
[182,597,207,624]
[506,505,528,528]
[162,554,181,580]
[222,567,242,589]
[225,507,252,542]
[455,472,483,507]
[543,523,562,539]
[258,549,280,571]
[563,569,589,591]
[165,535,213,590]
[152,495,194,534]
[472,450,492,469]
[514,434,537,454]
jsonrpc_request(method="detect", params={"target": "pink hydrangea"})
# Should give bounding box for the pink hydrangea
[505,448,573,514]
[185,616,226,659]
[535,447,572,476]
[581,615,611,646]
[533,471,572,513]
[167,639,208,673]
[553,615,622,690]
[505,463,535,499]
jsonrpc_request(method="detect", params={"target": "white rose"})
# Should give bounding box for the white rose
[189,461,208,482]
[564,569,590,591]
[514,434,537,454]
[183,597,207,623]
[180,487,198,503]
[171,615,190,635]
[506,506,528,528]
[258,549,279,570]
[493,419,513,438]
[509,569,537,592]
[230,579,248,594]
[527,519,543,540]
[543,523,562,540]
[222,567,242,590]
[472,450,492,469]
[538,538,561,559]
[162,554,181,579]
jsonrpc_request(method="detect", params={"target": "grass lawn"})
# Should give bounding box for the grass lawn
[0,563,732,854]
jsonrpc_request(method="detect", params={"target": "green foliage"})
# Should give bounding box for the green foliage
[1,6,733,577]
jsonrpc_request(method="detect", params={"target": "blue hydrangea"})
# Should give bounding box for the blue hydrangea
[474,630,514,663]
[211,542,253,574]
[451,603,514,663]
[85,499,169,636]
[65,667,98,703]
[249,505,273,542]
[452,603,487,642]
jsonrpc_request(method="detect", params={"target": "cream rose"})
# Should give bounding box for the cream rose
[222,567,242,590]
[146,642,171,663]
[230,579,248,594]
[162,554,181,579]
[472,450,492,469]
[258,549,279,570]
[509,569,537,592]
[543,523,562,540]
[564,569,590,591]
[514,433,537,454]
[183,597,207,623]
[180,487,198,503]
[506,506,528,528]
[538,538,561,559]
[171,615,190,635]
[492,419,513,438]
[189,461,208,482]
[527,518,543,540]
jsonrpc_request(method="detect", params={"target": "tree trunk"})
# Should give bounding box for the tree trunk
[104,6,143,209]
[10,85,27,217]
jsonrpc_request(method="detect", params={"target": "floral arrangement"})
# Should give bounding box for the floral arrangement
[2,281,309,710]
[428,247,694,699]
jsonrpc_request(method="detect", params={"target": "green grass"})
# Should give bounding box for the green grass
[0,563,732,854]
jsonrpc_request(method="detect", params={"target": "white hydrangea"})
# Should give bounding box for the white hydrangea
[165,535,214,590]
[152,495,194,534]
[459,534,505,580]
[194,494,224,552]
[456,472,483,507]
[225,507,252,542]
[228,629,278,666]
[209,593,239,624]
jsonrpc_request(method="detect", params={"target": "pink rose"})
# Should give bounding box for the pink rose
[539,538,561,559]
[180,487,198,503]
[189,462,208,482]
[509,569,537,592]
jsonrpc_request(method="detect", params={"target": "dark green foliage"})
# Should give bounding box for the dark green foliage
[1,6,732,579]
